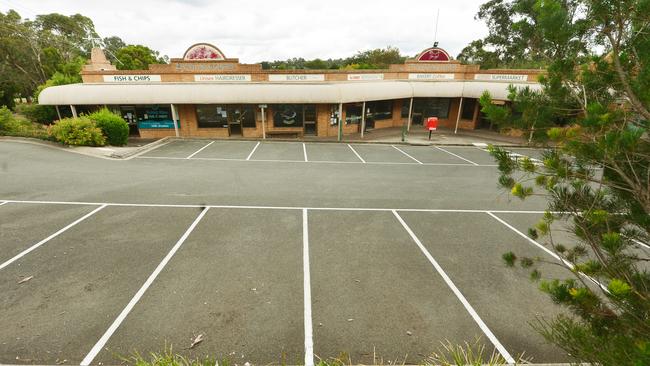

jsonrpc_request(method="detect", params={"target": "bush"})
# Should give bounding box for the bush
[87,108,129,146]
[0,106,49,139]
[14,103,58,124]
[49,117,106,146]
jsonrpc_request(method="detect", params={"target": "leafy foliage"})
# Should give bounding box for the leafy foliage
[86,108,129,145]
[49,116,105,146]
[261,46,406,70]
[480,1,650,364]
[0,105,48,138]
[115,44,168,70]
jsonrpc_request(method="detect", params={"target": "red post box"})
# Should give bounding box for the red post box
[426,117,438,140]
[426,117,438,131]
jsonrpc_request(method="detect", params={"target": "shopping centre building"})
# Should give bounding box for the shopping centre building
[39,43,543,140]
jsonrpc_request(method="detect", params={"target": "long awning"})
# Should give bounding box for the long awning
[38,80,541,105]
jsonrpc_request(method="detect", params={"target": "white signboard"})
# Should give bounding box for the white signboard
[268,74,325,82]
[347,73,384,81]
[474,74,528,82]
[103,75,161,83]
[194,74,251,82]
[408,73,455,80]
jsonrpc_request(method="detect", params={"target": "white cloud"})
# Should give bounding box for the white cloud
[1,0,488,62]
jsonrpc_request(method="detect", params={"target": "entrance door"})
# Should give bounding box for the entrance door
[303,105,317,135]
[228,107,243,136]
[119,106,139,135]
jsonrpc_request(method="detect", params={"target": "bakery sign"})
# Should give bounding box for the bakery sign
[474,74,528,82]
[408,73,455,80]
[103,75,161,83]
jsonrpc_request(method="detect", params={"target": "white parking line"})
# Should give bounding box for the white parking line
[302,209,314,366]
[434,146,479,166]
[303,143,309,162]
[392,145,423,164]
[0,201,7,207]
[246,142,261,161]
[0,198,553,214]
[392,210,515,364]
[0,204,107,271]
[80,207,210,366]
[347,144,366,163]
[185,141,214,159]
[486,212,608,293]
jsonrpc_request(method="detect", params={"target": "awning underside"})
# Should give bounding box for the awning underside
[38,81,541,105]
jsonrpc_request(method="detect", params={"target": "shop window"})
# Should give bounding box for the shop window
[330,105,340,125]
[366,101,393,120]
[461,99,477,120]
[196,105,228,128]
[401,99,411,118]
[412,98,450,120]
[231,105,256,128]
[273,104,304,128]
[345,104,363,124]
[136,105,173,124]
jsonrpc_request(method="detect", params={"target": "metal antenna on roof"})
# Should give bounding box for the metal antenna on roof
[433,8,440,48]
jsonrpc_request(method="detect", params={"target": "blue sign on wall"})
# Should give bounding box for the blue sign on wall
[138,120,179,129]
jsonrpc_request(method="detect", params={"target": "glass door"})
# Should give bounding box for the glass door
[228,106,243,136]
[303,105,317,135]
[119,106,139,135]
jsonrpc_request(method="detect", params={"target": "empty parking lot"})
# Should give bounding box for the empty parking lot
[0,140,573,365]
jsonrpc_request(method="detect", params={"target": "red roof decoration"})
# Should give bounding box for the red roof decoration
[183,43,226,60]
[416,47,451,62]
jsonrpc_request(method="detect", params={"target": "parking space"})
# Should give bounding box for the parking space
[192,140,258,160]
[0,205,200,364]
[140,140,212,158]
[309,210,487,364]
[437,146,496,165]
[395,145,473,165]
[348,144,415,164]
[399,211,570,363]
[97,208,304,365]
[304,143,360,163]
[250,142,304,161]
[0,203,98,265]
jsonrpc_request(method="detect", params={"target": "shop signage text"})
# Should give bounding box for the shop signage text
[408,73,455,80]
[474,74,528,82]
[138,120,179,129]
[174,63,237,72]
[103,75,161,83]
[268,74,325,82]
[347,74,384,81]
[194,74,252,82]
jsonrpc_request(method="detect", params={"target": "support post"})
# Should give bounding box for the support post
[55,105,62,121]
[454,97,464,134]
[407,97,413,132]
[360,101,366,139]
[70,105,77,118]
[337,103,343,141]
[260,106,266,139]
[170,104,179,137]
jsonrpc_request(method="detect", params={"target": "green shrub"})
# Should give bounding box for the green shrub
[49,117,106,146]
[0,105,49,139]
[87,108,129,146]
[14,103,58,124]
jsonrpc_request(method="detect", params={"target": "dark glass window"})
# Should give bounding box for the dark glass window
[412,98,450,120]
[273,104,304,128]
[136,105,173,123]
[461,99,477,120]
[345,104,363,124]
[196,105,228,128]
[401,99,411,118]
[366,101,393,120]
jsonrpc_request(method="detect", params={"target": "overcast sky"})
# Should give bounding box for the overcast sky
[1,0,488,62]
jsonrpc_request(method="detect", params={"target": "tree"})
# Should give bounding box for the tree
[345,46,405,69]
[114,44,167,70]
[480,0,650,364]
